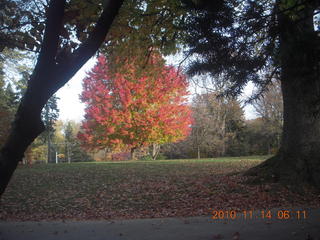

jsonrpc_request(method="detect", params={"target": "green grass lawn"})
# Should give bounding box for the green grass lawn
[0,156,319,221]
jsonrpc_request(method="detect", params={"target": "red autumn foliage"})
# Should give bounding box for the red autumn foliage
[78,55,192,152]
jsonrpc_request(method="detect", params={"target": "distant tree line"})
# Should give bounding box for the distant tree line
[162,80,283,159]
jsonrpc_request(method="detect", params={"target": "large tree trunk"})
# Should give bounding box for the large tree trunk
[0,0,124,197]
[247,2,320,187]
[0,88,47,195]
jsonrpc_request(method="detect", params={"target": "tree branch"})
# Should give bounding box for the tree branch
[36,0,65,66]
[55,0,125,92]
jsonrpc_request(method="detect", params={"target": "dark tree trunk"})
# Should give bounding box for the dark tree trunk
[0,87,47,195]
[0,0,124,197]
[247,2,320,187]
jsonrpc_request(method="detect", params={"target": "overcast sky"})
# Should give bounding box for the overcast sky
[56,57,257,122]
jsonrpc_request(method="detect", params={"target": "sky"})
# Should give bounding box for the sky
[56,58,96,122]
[56,57,257,122]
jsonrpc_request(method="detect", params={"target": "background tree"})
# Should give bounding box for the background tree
[0,78,17,147]
[0,49,30,148]
[223,99,247,156]
[191,93,215,159]
[0,48,61,164]
[243,118,275,155]
[161,91,245,159]
[189,92,244,158]
[54,120,93,163]
[21,96,60,165]
[78,55,192,159]
[63,121,73,163]
[252,79,283,152]
[42,95,59,163]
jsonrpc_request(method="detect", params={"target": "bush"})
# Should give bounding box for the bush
[156,153,167,160]
[139,155,153,161]
[139,153,167,161]
[111,152,131,161]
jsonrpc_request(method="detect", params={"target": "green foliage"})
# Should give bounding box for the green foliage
[29,144,47,163]
[242,118,280,155]
[35,94,60,162]
[139,155,153,161]
[181,0,279,97]
[0,0,107,54]
[60,120,94,162]
[0,48,34,148]
[64,122,73,143]
[156,153,167,160]
[251,79,283,154]
[0,65,18,147]
[139,153,167,161]
[22,119,93,164]
[102,0,186,71]
[279,0,306,20]
[42,95,60,132]
[0,0,44,51]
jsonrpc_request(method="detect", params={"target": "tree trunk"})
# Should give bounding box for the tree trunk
[197,145,201,159]
[151,143,160,160]
[0,0,124,197]
[0,90,46,195]
[221,113,226,157]
[47,127,51,164]
[67,142,71,163]
[130,147,136,160]
[24,146,33,165]
[247,2,320,187]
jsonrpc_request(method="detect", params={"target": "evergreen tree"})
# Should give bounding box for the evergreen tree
[0,57,19,147]
[181,0,320,187]
[62,121,93,162]
[42,95,59,163]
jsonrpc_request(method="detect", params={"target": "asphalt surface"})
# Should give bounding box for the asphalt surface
[0,208,319,240]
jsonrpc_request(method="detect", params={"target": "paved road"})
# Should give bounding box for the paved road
[0,208,319,240]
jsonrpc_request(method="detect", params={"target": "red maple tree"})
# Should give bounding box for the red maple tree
[78,55,192,159]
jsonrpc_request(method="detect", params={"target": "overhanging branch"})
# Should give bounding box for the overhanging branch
[55,0,125,90]
[37,0,65,66]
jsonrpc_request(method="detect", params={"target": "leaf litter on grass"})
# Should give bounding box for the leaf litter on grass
[0,158,319,221]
